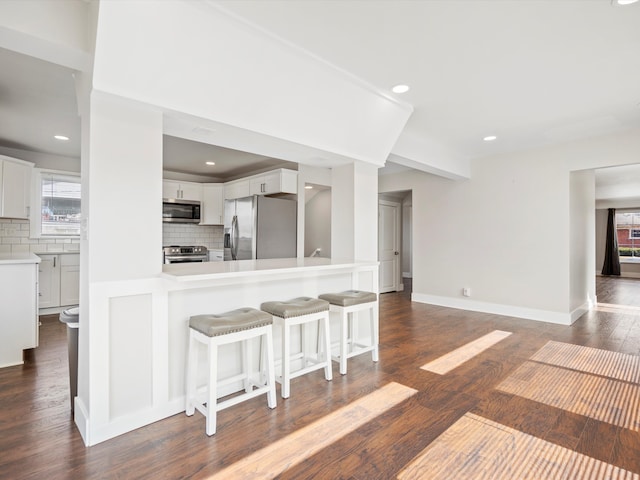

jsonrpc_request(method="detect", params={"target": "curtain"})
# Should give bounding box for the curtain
[602,208,621,276]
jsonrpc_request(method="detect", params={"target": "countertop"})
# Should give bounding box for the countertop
[162,257,378,282]
[0,252,42,265]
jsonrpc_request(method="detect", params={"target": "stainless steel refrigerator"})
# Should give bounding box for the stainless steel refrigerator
[224,195,297,260]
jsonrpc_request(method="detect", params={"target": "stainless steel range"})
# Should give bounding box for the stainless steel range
[163,245,208,264]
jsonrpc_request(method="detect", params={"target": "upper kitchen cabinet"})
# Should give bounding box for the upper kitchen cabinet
[224,178,251,200]
[225,168,298,199]
[200,183,224,225]
[162,179,203,202]
[249,169,297,196]
[0,155,33,219]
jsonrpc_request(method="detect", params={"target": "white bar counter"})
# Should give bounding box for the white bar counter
[80,257,378,446]
[162,257,378,283]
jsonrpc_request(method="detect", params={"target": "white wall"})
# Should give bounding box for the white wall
[305,189,331,257]
[332,162,378,261]
[381,128,640,324]
[569,170,595,314]
[380,152,566,320]
[87,93,162,282]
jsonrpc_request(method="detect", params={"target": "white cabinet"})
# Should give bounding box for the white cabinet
[37,253,79,309]
[0,155,33,219]
[162,180,203,202]
[226,169,298,199]
[0,256,39,367]
[201,183,224,225]
[38,255,60,308]
[60,254,80,306]
[249,169,297,195]
[224,178,251,200]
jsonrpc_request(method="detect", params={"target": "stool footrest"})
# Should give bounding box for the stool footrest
[277,361,330,383]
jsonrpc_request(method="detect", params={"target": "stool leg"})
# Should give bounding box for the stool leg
[243,338,252,393]
[371,305,379,362]
[340,311,348,375]
[265,327,277,409]
[281,320,291,399]
[322,313,332,381]
[206,340,218,436]
[185,330,197,416]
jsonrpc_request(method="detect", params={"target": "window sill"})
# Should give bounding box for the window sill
[619,258,640,264]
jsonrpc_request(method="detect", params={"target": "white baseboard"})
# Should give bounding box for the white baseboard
[411,293,583,325]
[597,272,640,279]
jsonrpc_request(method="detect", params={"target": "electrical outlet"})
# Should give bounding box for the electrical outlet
[463,287,471,297]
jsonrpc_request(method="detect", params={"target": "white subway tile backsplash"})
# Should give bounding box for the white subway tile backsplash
[0,219,80,254]
[162,224,224,250]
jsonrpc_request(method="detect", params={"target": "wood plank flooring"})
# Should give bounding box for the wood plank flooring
[2,276,640,478]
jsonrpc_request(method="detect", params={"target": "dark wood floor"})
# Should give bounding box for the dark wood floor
[2,277,640,479]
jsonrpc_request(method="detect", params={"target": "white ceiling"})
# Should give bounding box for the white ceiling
[1,0,640,189]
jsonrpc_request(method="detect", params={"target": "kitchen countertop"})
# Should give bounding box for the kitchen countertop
[162,257,378,282]
[0,252,42,265]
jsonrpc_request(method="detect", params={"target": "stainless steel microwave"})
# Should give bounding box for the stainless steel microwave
[162,199,201,223]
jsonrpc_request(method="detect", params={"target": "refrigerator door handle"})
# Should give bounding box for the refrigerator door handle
[231,215,239,260]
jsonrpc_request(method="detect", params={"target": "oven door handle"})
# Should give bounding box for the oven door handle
[231,215,239,260]
[165,255,208,263]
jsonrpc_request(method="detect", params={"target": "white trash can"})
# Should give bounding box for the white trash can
[59,306,79,413]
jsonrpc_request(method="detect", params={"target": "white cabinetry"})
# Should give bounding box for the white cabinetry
[0,255,39,368]
[162,180,203,202]
[60,254,80,306]
[38,255,60,308]
[201,183,224,225]
[38,253,80,309]
[0,155,33,219]
[249,169,297,195]
[223,178,251,200]
[225,169,297,199]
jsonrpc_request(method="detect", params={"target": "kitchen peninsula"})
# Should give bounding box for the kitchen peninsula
[162,257,379,395]
[80,257,378,445]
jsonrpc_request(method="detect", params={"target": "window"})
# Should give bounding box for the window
[615,211,640,260]
[32,170,81,237]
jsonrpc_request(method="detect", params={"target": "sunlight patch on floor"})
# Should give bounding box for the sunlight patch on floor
[397,413,639,480]
[207,382,417,479]
[420,330,512,375]
[498,341,640,431]
[595,303,640,314]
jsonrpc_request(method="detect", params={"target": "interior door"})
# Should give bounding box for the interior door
[378,199,401,293]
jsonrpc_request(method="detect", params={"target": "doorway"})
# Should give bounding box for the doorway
[378,191,412,293]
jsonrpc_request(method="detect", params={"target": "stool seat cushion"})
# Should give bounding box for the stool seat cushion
[189,308,272,337]
[319,290,377,307]
[261,297,329,319]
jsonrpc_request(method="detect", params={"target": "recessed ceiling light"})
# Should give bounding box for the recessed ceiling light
[54,135,69,141]
[304,185,313,190]
[205,161,215,166]
[483,135,497,142]
[617,0,638,5]
[392,84,410,94]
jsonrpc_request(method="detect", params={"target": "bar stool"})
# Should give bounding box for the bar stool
[185,307,276,436]
[319,290,379,375]
[260,297,332,398]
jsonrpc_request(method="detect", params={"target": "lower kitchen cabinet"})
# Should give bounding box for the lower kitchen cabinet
[38,253,79,309]
[0,255,39,368]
